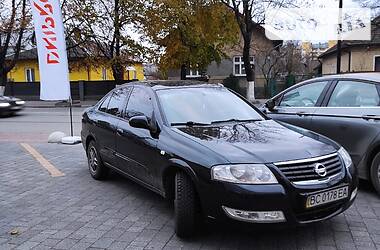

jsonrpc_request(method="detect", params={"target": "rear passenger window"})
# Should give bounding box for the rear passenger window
[99,94,111,112]
[328,81,380,107]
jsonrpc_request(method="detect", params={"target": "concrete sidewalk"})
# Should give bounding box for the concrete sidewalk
[25,100,97,108]
[1,142,380,250]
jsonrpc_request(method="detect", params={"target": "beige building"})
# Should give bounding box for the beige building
[302,41,336,60]
[319,16,380,74]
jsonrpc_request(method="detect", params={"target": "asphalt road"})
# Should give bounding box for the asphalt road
[0,107,86,142]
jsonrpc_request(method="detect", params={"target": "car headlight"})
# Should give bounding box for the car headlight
[211,164,278,184]
[15,100,25,105]
[338,147,352,169]
[0,102,10,107]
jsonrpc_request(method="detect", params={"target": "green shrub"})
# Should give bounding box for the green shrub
[223,74,245,96]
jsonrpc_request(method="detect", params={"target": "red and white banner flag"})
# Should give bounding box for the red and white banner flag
[30,0,70,100]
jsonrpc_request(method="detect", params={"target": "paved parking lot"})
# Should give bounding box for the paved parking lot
[0,142,380,250]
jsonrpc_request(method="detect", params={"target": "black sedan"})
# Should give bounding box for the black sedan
[263,73,380,195]
[0,96,25,116]
[81,81,357,237]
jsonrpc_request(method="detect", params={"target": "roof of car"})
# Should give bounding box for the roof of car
[303,73,380,84]
[270,73,380,100]
[121,80,223,90]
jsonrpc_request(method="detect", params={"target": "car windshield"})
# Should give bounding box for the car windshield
[156,87,264,125]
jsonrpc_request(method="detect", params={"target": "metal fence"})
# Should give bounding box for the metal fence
[4,74,319,100]
[4,80,137,100]
[223,74,318,99]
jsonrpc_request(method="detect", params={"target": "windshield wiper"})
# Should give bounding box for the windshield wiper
[171,121,211,127]
[211,118,261,124]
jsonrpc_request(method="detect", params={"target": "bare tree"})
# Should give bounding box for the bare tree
[0,0,29,90]
[63,0,143,84]
[221,0,290,100]
[256,43,285,92]
[257,42,318,96]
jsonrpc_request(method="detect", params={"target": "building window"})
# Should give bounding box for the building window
[102,68,107,80]
[374,56,380,72]
[25,68,35,82]
[233,56,254,76]
[126,66,137,80]
[186,69,201,78]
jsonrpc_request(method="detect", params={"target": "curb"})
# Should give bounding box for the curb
[25,101,96,108]
[25,105,93,108]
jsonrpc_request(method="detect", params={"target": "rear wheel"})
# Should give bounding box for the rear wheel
[87,140,108,180]
[174,171,201,238]
[370,152,380,196]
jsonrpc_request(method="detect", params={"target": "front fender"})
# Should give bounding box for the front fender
[166,158,199,183]
[357,131,380,180]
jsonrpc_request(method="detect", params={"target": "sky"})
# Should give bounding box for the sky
[1,0,371,46]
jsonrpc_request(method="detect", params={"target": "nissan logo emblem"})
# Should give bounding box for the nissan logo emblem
[314,163,327,177]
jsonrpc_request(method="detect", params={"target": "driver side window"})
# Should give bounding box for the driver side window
[279,81,328,107]
[125,87,154,120]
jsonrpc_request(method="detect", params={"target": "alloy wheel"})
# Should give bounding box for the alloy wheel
[88,146,98,172]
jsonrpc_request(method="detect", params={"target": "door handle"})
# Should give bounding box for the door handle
[296,112,309,117]
[362,115,380,120]
[116,128,124,135]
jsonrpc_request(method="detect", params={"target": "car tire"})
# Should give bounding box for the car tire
[87,140,108,180]
[370,152,380,196]
[174,171,200,238]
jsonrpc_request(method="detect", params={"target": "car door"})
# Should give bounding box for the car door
[115,86,159,187]
[94,89,127,166]
[267,80,330,129]
[92,93,116,165]
[310,79,380,170]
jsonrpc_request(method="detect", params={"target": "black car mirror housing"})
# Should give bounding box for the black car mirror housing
[129,116,150,130]
[265,99,275,111]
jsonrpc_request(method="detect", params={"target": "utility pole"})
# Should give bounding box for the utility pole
[336,0,343,74]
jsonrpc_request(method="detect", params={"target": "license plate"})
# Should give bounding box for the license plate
[306,186,349,208]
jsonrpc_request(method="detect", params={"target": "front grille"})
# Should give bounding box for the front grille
[274,153,343,183]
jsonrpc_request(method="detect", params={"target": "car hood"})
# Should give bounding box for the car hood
[174,120,337,164]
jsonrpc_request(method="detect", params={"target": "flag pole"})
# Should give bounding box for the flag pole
[69,97,73,137]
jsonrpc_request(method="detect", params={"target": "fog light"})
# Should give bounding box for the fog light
[16,101,25,105]
[350,188,358,201]
[222,206,286,223]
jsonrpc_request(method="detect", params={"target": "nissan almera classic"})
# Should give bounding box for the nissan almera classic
[81,81,358,238]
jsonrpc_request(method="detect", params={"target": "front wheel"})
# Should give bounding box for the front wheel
[370,152,380,196]
[87,140,108,180]
[174,171,201,238]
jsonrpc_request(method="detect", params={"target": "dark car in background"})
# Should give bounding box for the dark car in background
[81,81,357,237]
[263,73,380,195]
[0,96,25,116]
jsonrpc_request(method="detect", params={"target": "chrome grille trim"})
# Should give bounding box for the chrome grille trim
[275,153,338,166]
[273,153,343,183]
[292,172,342,186]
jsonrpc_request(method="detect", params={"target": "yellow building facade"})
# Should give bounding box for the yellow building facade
[8,58,144,83]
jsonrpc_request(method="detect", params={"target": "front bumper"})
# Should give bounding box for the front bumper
[198,165,358,225]
[0,103,24,114]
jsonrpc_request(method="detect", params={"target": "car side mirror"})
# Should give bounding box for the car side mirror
[129,116,150,130]
[265,99,276,111]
